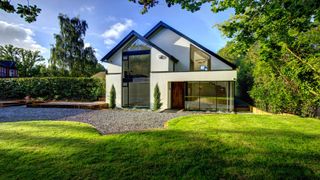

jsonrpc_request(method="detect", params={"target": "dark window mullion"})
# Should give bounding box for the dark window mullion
[215,81,217,112]
[198,81,200,111]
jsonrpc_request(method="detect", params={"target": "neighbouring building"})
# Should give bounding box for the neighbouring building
[0,61,18,78]
[102,21,237,111]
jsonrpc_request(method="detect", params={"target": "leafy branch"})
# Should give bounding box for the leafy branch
[0,0,41,23]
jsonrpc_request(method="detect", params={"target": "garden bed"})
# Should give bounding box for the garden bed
[0,100,25,107]
[27,101,108,110]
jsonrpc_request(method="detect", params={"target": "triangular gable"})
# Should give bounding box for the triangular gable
[101,30,178,63]
[144,21,236,69]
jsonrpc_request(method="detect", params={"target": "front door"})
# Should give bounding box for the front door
[171,82,185,109]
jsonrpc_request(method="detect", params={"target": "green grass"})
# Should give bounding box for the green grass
[0,114,319,179]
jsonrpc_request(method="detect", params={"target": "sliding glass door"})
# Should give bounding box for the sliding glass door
[199,82,217,110]
[185,81,234,111]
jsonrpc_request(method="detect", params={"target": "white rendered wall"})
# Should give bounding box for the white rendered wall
[150,70,237,110]
[148,28,233,71]
[148,28,189,71]
[150,48,170,71]
[106,63,122,74]
[211,55,232,70]
[108,49,122,66]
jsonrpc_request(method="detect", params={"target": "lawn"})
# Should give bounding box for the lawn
[0,114,319,179]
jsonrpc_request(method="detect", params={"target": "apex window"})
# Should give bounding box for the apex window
[190,44,211,71]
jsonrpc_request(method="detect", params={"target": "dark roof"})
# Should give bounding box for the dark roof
[144,21,236,69]
[101,31,178,63]
[0,61,16,68]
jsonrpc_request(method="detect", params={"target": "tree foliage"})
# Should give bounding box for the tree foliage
[0,0,41,23]
[110,85,116,109]
[218,42,255,103]
[129,0,205,14]
[0,77,104,101]
[153,83,162,110]
[0,45,45,77]
[50,14,104,77]
[130,0,320,116]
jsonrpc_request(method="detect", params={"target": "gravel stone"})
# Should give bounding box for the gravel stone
[0,106,193,134]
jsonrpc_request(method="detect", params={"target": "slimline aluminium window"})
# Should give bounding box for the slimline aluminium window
[190,44,211,71]
[122,38,151,108]
[185,81,234,111]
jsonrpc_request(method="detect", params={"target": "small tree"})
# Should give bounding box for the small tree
[153,83,162,111]
[110,85,116,109]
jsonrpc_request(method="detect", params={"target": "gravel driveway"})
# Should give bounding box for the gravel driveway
[0,106,192,134]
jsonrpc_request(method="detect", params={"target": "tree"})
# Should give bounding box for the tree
[0,44,19,62]
[0,45,45,77]
[109,85,116,109]
[50,14,102,77]
[0,0,41,23]
[153,83,162,110]
[218,41,255,103]
[130,0,320,117]
[129,0,204,14]
[17,49,45,77]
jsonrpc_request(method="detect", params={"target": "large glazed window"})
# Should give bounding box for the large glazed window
[185,81,234,111]
[190,45,211,71]
[122,39,151,108]
[199,82,216,110]
[185,82,200,110]
[123,38,150,51]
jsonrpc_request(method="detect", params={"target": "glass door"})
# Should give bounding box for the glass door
[184,81,233,111]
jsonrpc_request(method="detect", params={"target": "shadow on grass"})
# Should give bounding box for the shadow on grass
[0,123,319,179]
[203,128,320,139]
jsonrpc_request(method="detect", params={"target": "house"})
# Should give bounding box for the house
[0,61,18,78]
[101,21,237,111]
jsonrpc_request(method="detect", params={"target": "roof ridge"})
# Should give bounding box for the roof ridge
[101,30,178,62]
[144,21,236,69]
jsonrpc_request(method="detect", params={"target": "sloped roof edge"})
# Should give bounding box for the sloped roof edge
[101,30,178,63]
[144,21,236,69]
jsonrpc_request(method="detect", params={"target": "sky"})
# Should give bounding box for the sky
[0,0,234,66]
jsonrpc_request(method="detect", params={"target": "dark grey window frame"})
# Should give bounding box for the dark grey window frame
[184,81,235,111]
[122,50,151,108]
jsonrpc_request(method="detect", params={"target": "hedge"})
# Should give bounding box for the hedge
[0,77,105,101]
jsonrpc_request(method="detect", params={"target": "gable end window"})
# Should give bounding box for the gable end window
[190,44,211,71]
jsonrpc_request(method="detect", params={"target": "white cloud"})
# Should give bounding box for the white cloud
[104,39,115,46]
[104,16,117,22]
[0,21,47,53]
[95,49,102,60]
[84,42,91,48]
[80,5,95,13]
[84,42,101,59]
[102,19,133,47]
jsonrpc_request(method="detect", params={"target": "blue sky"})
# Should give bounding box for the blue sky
[0,0,234,65]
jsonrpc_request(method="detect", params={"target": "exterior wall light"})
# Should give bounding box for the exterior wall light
[158,55,167,59]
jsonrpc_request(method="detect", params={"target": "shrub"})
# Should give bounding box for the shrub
[109,85,116,109]
[153,83,162,111]
[0,77,105,101]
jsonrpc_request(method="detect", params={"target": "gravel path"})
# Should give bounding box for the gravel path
[0,106,192,134]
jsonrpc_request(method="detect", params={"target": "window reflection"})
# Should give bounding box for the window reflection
[122,38,151,108]
[124,38,150,51]
[190,45,211,71]
[122,54,150,107]
[184,81,234,111]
